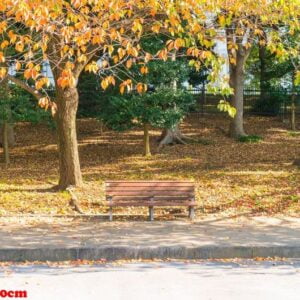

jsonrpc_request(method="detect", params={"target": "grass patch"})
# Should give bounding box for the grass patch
[237,135,263,143]
[187,138,215,145]
[288,131,300,137]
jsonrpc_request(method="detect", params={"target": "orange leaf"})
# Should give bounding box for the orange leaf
[0,67,7,79]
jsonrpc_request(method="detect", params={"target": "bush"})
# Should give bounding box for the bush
[0,85,55,128]
[98,87,195,131]
[252,92,287,116]
[238,135,263,143]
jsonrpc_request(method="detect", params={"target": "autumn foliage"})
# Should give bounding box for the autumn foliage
[0,0,224,101]
[0,0,299,96]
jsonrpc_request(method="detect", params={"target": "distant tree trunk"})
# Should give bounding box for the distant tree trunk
[2,121,10,166]
[0,123,15,147]
[201,81,206,115]
[143,123,151,157]
[291,71,297,131]
[259,43,269,102]
[99,120,104,135]
[55,87,83,189]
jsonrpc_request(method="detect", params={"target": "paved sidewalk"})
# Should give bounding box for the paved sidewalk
[0,216,299,261]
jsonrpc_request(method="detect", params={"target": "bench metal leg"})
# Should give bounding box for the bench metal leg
[188,207,195,220]
[149,206,154,221]
[109,207,113,221]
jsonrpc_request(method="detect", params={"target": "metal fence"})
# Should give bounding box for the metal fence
[189,87,300,119]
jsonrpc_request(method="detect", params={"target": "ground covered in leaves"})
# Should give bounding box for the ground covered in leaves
[0,114,299,219]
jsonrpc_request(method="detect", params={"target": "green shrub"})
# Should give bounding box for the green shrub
[237,135,263,143]
[288,131,300,137]
[98,87,195,131]
[252,92,287,116]
[0,85,55,128]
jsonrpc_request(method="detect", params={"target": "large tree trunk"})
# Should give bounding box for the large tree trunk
[228,48,249,138]
[56,87,83,189]
[143,123,151,157]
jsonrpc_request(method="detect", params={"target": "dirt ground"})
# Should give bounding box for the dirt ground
[0,114,299,219]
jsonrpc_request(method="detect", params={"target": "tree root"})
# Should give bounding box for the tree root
[158,128,189,151]
[293,159,300,167]
[66,186,84,214]
[215,126,229,136]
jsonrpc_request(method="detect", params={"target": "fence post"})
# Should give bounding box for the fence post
[201,83,206,116]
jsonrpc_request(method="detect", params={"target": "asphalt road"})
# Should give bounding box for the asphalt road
[0,260,299,300]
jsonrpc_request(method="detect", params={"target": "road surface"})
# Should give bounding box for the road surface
[0,260,299,300]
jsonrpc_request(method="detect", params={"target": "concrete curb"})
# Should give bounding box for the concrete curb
[1,246,300,262]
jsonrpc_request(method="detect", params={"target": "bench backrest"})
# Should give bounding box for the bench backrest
[106,181,195,202]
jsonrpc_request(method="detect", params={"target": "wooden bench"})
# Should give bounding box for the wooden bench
[105,181,196,221]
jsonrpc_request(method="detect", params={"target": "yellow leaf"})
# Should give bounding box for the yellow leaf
[136,83,147,94]
[157,49,168,61]
[15,61,21,71]
[126,59,133,69]
[0,67,7,79]
[0,51,5,63]
[151,24,161,33]
[219,15,226,27]
[230,57,236,65]
[77,54,87,63]
[85,62,98,73]
[15,41,24,52]
[140,66,148,74]
[118,48,126,59]
[101,78,109,90]
[0,40,9,49]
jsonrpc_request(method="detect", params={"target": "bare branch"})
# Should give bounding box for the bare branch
[6,75,44,100]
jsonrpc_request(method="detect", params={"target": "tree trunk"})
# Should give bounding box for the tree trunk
[158,124,188,149]
[259,44,269,102]
[291,95,296,131]
[229,49,248,138]
[0,77,15,166]
[143,123,151,157]
[55,87,83,189]
[99,120,104,135]
[0,123,15,147]
[2,121,10,166]
[158,52,188,149]
[291,71,297,131]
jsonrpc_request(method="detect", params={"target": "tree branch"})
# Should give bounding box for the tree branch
[6,75,44,100]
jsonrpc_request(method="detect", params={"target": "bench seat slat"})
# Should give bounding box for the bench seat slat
[107,191,194,196]
[106,181,194,187]
[106,186,194,192]
[107,201,196,207]
[107,196,193,201]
